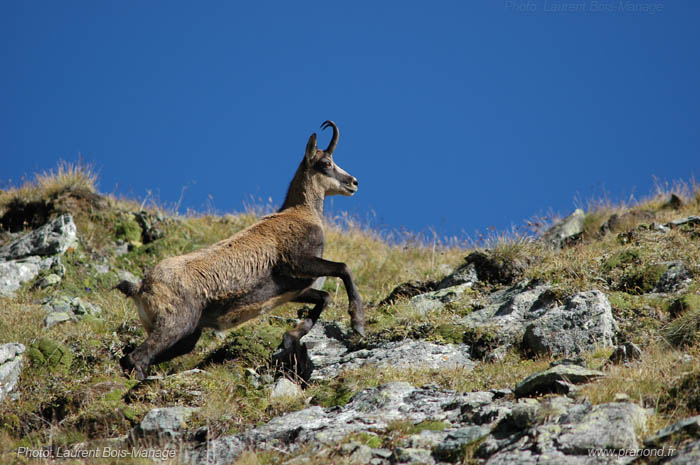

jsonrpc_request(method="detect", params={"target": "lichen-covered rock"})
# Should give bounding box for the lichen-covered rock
[185,435,245,465]
[521,290,618,357]
[134,210,165,243]
[432,426,490,462]
[662,439,700,464]
[514,364,604,398]
[0,256,55,297]
[462,282,618,360]
[437,263,478,290]
[270,378,302,399]
[0,343,25,402]
[301,321,474,380]
[654,261,692,293]
[644,415,700,446]
[540,208,585,249]
[608,342,642,365]
[481,402,646,465]
[408,283,472,314]
[138,406,198,439]
[0,214,77,260]
[204,383,482,458]
[42,295,102,327]
[312,339,474,380]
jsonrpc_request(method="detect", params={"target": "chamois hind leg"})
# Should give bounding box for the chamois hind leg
[121,309,201,380]
[272,288,330,382]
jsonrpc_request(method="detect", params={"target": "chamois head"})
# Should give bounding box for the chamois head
[303,120,358,197]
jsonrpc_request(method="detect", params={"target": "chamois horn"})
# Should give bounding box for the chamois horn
[320,120,339,156]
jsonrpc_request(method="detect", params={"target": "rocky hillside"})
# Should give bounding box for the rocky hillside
[1,164,700,465]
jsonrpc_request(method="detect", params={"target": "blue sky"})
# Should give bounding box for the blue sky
[2,1,698,242]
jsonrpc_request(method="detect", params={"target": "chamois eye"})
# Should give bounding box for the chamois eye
[321,160,332,169]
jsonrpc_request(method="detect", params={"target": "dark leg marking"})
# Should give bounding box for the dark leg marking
[290,257,365,336]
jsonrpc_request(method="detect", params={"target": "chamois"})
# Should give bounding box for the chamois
[116,121,364,380]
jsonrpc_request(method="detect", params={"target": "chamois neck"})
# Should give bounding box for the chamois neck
[280,163,325,218]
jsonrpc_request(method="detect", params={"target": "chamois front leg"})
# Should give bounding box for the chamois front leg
[292,257,365,336]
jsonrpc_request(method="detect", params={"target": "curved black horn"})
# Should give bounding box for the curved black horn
[320,120,339,155]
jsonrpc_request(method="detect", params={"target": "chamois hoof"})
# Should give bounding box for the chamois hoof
[119,354,148,381]
[272,338,314,384]
[351,319,366,337]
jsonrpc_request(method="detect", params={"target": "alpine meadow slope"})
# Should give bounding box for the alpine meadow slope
[1,162,700,465]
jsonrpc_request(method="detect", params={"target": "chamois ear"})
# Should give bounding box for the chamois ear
[305,133,318,165]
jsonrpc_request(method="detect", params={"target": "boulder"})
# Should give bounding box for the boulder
[540,209,585,249]
[301,321,474,380]
[514,364,604,398]
[0,214,77,260]
[654,261,692,293]
[408,283,472,314]
[42,295,102,328]
[270,378,302,399]
[437,263,478,290]
[237,383,479,454]
[608,342,642,365]
[379,280,438,306]
[644,415,700,446]
[481,402,646,465]
[0,256,55,297]
[462,282,618,360]
[0,343,26,401]
[521,290,618,356]
[432,426,490,463]
[138,406,198,439]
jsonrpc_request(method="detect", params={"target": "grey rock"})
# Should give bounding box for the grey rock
[556,402,646,454]
[522,290,618,357]
[392,447,434,464]
[134,210,165,243]
[514,364,604,398]
[408,283,472,313]
[43,295,102,327]
[238,383,475,452]
[313,339,474,380]
[139,406,197,439]
[184,436,245,465]
[661,439,700,464]
[93,263,110,274]
[437,263,478,290]
[38,273,61,288]
[608,342,642,364]
[540,209,585,249]
[483,402,646,465]
[667,216,700,228]
[406,429,449,449]
[45,312,73,328]
[270,378,302,399]
[0,214,77,261]
[114,241,129,256]
[340,442,374,463]
[303,321,474,380]
[0,256,55,297]
[0,343,25,402]
[461,280,552,360]
[655,261,692,293]
[432,426,490,462]
[644,415,700,446]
